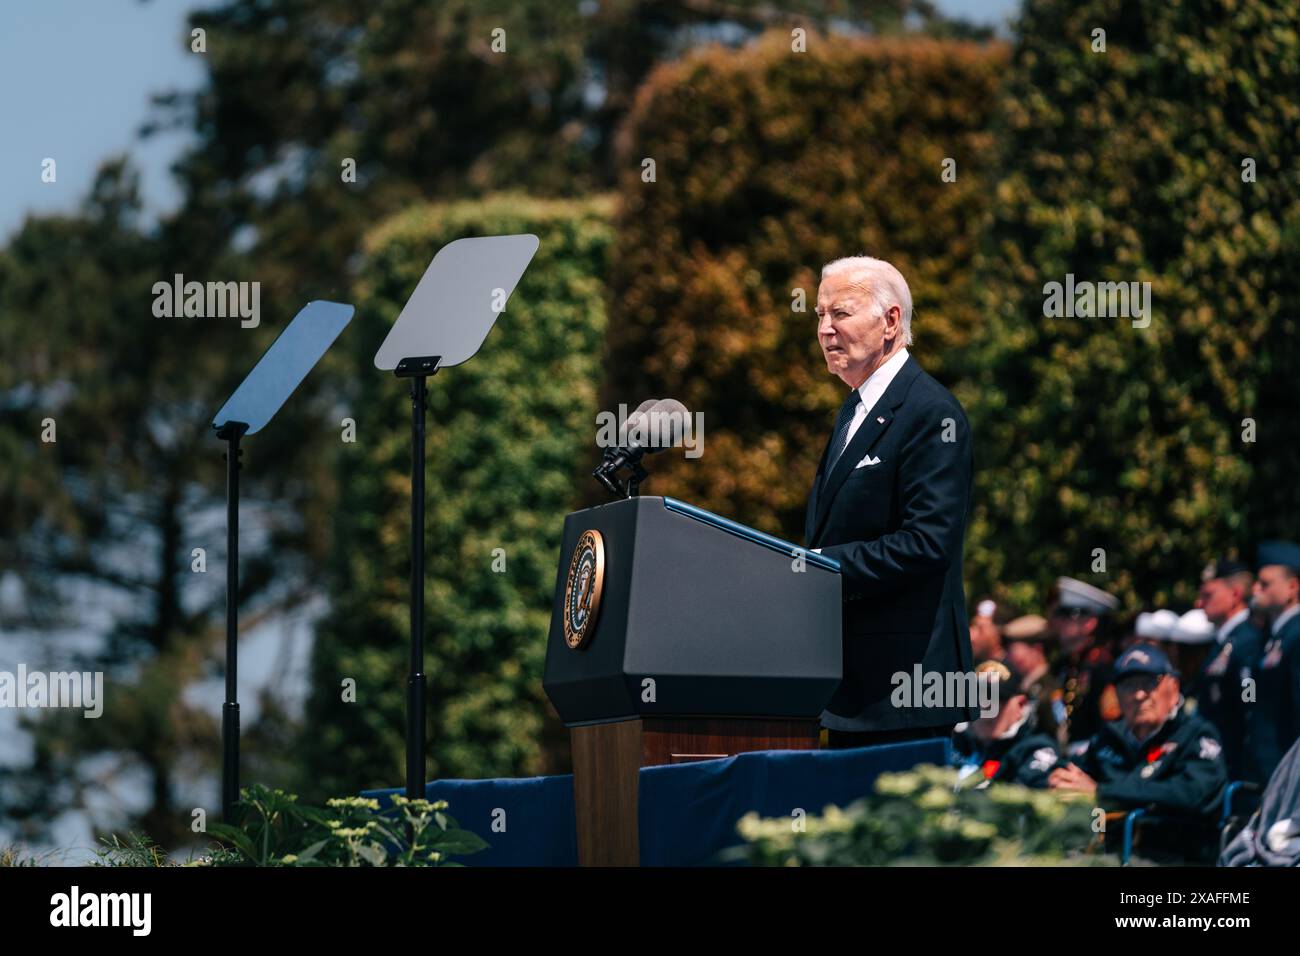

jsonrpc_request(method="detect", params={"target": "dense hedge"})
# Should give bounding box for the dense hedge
[603,32,1007,537]
[958,0,1300,612]
[299,194,613,795]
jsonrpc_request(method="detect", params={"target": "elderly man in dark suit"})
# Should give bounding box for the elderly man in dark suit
[805,256,974,749]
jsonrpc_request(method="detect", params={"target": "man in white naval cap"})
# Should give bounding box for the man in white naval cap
[1049,576,1121,743]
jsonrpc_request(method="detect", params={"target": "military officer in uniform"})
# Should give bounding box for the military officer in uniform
[1048,644,1228,860]
[950,660,1060,788]
[1191,557,1263,781]
[1050,576,1121,744]
[1245,541,1300,784]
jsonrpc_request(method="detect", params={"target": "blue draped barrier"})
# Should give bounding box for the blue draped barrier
[639,738,949,865]
[363,738,948,866]
[365,771,581,866]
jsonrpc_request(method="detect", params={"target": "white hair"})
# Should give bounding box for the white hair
[820,256,914,347]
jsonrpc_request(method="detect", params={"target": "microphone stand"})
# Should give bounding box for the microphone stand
[592,447,649,499]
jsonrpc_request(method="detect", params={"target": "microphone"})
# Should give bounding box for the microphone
[632,398,689,455]
[617,398,661,449]
[593,400,655,496]
[609,398,689,465]
[593,398,693,498]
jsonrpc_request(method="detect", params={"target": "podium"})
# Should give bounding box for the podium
[543,496,842,865]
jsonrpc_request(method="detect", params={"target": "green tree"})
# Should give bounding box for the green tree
[958,0,1300,613]
[148,0,990,313]
[602,32,1006,536]
[298,194,613,796]
[0,162,346,848]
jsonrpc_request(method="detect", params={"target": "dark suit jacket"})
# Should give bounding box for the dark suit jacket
[1192,614,1263,780]
[1245,612,1300,784]
[805,354,974,733]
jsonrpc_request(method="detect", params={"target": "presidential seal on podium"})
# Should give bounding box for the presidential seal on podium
[564,529,605,649]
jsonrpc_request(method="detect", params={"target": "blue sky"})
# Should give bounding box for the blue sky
[0,0,204,241]
[0,0,1020,241]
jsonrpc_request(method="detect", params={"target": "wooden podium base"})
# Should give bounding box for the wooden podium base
[570,716,820,866]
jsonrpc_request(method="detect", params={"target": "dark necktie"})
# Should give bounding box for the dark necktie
[824,388,862,480]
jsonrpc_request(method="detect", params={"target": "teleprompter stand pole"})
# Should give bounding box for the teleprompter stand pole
[395,356,441,800]
[217,420,249,823]
[371,232,538,804]
[210,299,355,823]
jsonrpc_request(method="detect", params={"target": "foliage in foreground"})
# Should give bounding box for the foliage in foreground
[84,785,489,867]
[737,765,1113,866]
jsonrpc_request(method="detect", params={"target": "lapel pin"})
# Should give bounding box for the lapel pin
[877,416,885,424]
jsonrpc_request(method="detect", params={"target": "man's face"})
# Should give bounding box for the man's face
[1117,672,1179,733]
[1253,565,1299,616]
[815,271,898,388]
[1196,578,1239,626]
[1005,640,1044,675]
[1052,609,1096,657]
[969,615,1000,662]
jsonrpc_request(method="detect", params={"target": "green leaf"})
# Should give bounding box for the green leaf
[427,829,490,855]
[207,823,259,862]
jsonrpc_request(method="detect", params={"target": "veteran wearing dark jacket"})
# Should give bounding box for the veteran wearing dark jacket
[951,661,1059,788]
[1049,644,1227,820]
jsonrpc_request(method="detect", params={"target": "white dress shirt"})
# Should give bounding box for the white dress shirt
[842,347,911,449]
[811,348,911,555]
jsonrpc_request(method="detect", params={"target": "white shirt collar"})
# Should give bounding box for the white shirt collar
[1272,603,1300,637]
[853,347,910,418]
[1216,607,1250,644]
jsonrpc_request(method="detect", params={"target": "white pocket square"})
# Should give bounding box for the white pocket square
[854,455,882,468]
